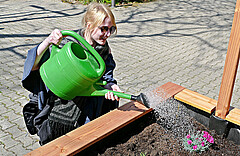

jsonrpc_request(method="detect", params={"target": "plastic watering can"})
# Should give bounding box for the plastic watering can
[40,30,149,107]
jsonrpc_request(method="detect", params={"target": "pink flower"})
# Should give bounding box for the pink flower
[207,137,210,141]
[203,134,208,138]
[187,140,192,145]
[203,131,208,135]
[207,134,211,138]
[193,145,198,150]
[187,134,191,139]
[209,137,214,144]
[201,142,205,146]
[195,138,199,140]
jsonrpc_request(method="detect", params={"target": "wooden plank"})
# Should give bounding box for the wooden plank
[226,108,240,126]
[25,102,152,156]
[216,0,240,119]
[152,82,185,100]
[174,89,217,114]
[25,82,184,156]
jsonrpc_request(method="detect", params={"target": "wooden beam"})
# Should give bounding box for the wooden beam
[216,0,240,119]
[153,82,185,100]
[175,89,217,114]
[226,108,240,126]
[25,102,152,156]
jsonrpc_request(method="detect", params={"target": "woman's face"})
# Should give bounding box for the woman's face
[90,17,113,45]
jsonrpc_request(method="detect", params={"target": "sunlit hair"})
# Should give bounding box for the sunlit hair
[82,2,117,40]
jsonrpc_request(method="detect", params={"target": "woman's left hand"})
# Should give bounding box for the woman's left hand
[105,84,123,101]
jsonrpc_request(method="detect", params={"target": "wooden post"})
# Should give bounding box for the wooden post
[216,0,240,119]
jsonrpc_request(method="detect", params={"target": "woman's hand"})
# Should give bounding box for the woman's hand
[45,29,63,45]
[105,84,123,101]
[32,29,63,71]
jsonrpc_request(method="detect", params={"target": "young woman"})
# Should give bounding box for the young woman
[22,2,122,145]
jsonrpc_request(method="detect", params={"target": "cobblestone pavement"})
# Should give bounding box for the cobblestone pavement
[0,0,239,154]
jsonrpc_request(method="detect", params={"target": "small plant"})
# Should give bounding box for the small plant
[182,130,214,153]
[140,152,146,156]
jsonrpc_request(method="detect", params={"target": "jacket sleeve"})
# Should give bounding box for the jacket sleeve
[22,44,50,94]
[102,54,117,86]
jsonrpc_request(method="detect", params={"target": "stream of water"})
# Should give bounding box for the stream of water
[144,87,197,139]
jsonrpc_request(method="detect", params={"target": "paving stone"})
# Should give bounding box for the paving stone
[14,97,29,107]
[0,117,15,131]
[5,125,24,139]
[15,133,39,149]
[8,143,32,156]
[0,98,14,107]
[12,118,26,131]
[0,144,15,156]
[25,141,41,153]
[0,130,8,138]
[0,135,19,149]
[8,103,23,115]
[0,105,8,114]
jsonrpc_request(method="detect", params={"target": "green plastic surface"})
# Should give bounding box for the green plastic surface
[40,30,132,100]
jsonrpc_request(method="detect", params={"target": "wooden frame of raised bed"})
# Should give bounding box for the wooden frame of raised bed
[25,82,184,156]
[26,0,240,155]
[26,82,240,156]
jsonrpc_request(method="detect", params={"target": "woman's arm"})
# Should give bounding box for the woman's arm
[32,29,63,71]
[102,50,123,101]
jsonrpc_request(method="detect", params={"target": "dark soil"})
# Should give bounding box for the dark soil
[79,110,240,156]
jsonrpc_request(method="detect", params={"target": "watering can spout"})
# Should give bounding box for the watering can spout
[131,93,150,108]
[91,84,150,108]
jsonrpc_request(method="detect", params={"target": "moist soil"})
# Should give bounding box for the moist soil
[79,111,240,156]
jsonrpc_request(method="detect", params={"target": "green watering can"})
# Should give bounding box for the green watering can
[40,30,149,107]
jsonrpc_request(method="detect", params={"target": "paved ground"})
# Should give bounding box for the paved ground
[0,0,239,155]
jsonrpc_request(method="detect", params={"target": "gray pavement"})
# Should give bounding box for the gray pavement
[0,0,239,154]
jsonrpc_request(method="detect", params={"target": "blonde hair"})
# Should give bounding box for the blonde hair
[82,2,117,39]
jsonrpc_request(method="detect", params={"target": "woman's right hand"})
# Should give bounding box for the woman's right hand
[32,29,63,71]
[45,29,63,45]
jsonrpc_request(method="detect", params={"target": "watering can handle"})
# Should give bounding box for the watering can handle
[59,30,106,77]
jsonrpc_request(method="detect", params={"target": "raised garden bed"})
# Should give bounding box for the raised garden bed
[80,98,240,155]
